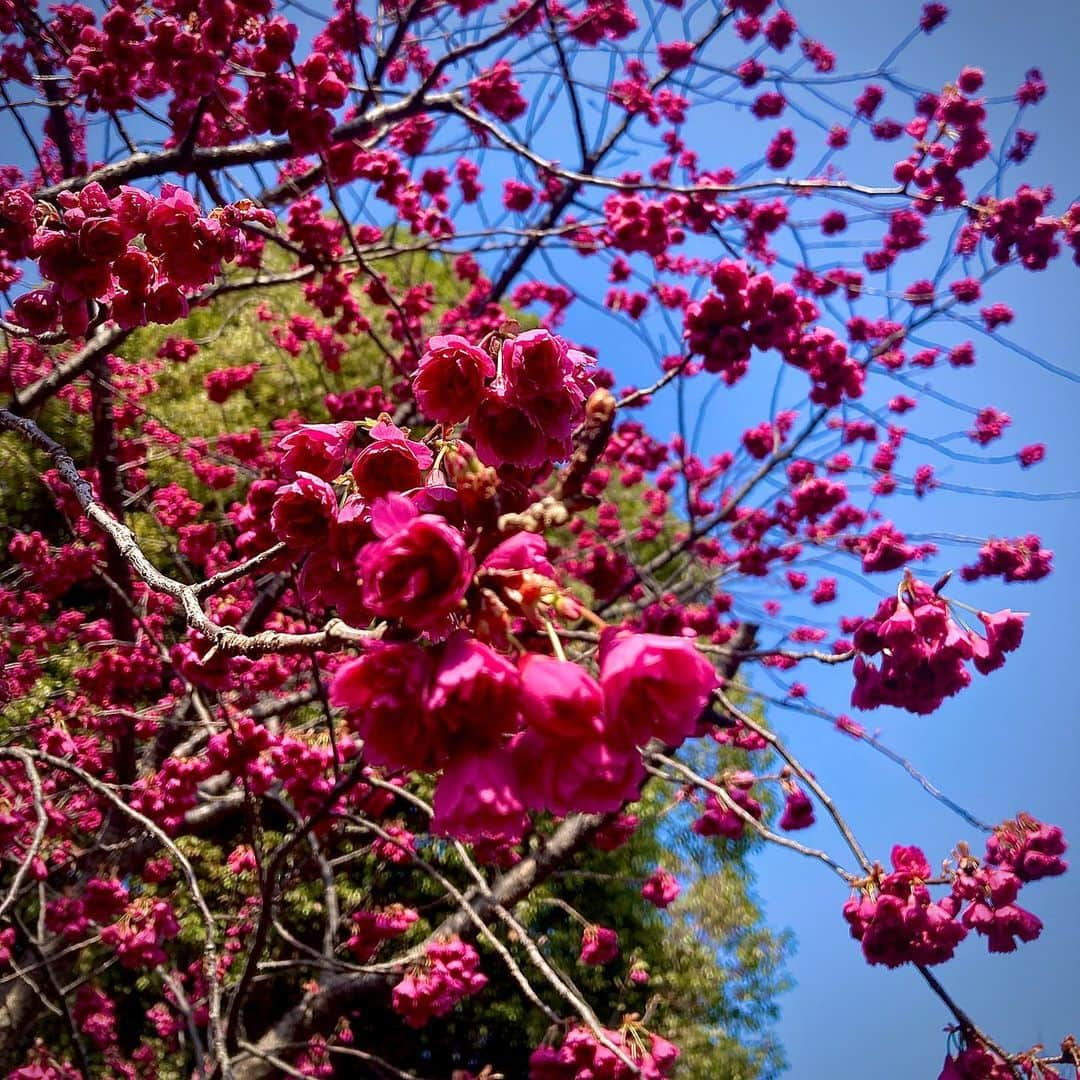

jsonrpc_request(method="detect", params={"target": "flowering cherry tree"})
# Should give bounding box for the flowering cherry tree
[0,0,1076,1077]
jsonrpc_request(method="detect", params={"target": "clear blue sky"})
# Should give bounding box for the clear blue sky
[547,3,1079,1074]
[748,4,1080,1075]
[485,1,1079,1072]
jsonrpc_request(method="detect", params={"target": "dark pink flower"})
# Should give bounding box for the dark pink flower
[642,868,680,908]
[579,925,619,965]
[78,217,127,263]
[519,654,604,740]
[483,532,556,579]
[985,815,1067,882]
[392,938,487,1028]
[511,730,644,816]
[431,747,528,843]
[779,786,815,831]
[426,632,521,755]
[329,642,436,770]
[658,41,695,70]
[12,289,59,333]
[693,774,762,839]
[591,814,639,851]
[269,472,338,549]
[359,495,474,631]
[1017,443,1045,468]
[920,4,948,32]
[470,390,550,469]
[502,328,572,400]
[347,905,418,963]
[468,60,527,122]
[599,631,718,749]
[352,418,434,499]
[278,422,356,481]
[413,334,496,426]
[978,609,1026,655]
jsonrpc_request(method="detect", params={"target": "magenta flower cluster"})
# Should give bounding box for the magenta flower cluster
[391,938,488,1029]
[844,816,1066,969]
[851,575,1026,714]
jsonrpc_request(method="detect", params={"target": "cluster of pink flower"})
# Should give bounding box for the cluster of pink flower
[682,260,864,405]
[692,771,763,840]
[469,59,528,122]
[951,857,1042,957]
[10,182,272,337]
[891,73,991,208]
[938,1040,1063,1079]
[843,845,967,968]
[846,817,1066,969]
[682,260,814,385]
[851,575,1025,714]
[332,627,718,843]
[603,193,686,258]
[242,46,351,153]
[530,1024,679,1079]
[985,814,1067,882]
[98,898,181,970]
[46,1,378,154]
[346,905,419,963]
[0,0,1076,1071]
[960,535,1053,584]
[391,938,488,1029]
[779,783,815,830]
[73,985,117,1051]
[963,185,1063,272]
[414,329,597,471]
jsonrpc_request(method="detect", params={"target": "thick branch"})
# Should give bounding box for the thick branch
[0,410,378,655]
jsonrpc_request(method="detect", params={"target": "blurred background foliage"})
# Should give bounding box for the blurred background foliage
[0,248,790,1077]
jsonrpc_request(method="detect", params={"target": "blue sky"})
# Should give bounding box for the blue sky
[472,1,1080,1072]
[744,5,1080,1074]
[563,4,1079,1074]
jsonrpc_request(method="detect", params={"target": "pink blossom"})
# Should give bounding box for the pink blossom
[359,495,474,631]
[426,632,521,755]
[511,730,644,816]
[392,938,487,1028]
[468,60,527,121]
[277,422,355,481]
[985,815,1067,882]
[657,41,695,70]
[779,787,815,831]
[843,845,966,968]
[591,814,639,851]
[269,472,338,549]
[519,654,604,740]
[347,905,419,962]
[352,418,434,499]
[470,390,550,469]
[329,643,436,770]
[642,868,681,908]
[579,925,619,965]
[1017,443,1046,468]
[431,747,528,843]
[599,631,718,749]
[413,334,496,425]
[693,773,762,839]
[501,328,572,400]
[978,609,1026,656]
[483,532,556,579]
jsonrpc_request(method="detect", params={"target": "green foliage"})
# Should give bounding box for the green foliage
[1,249,790,1077]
